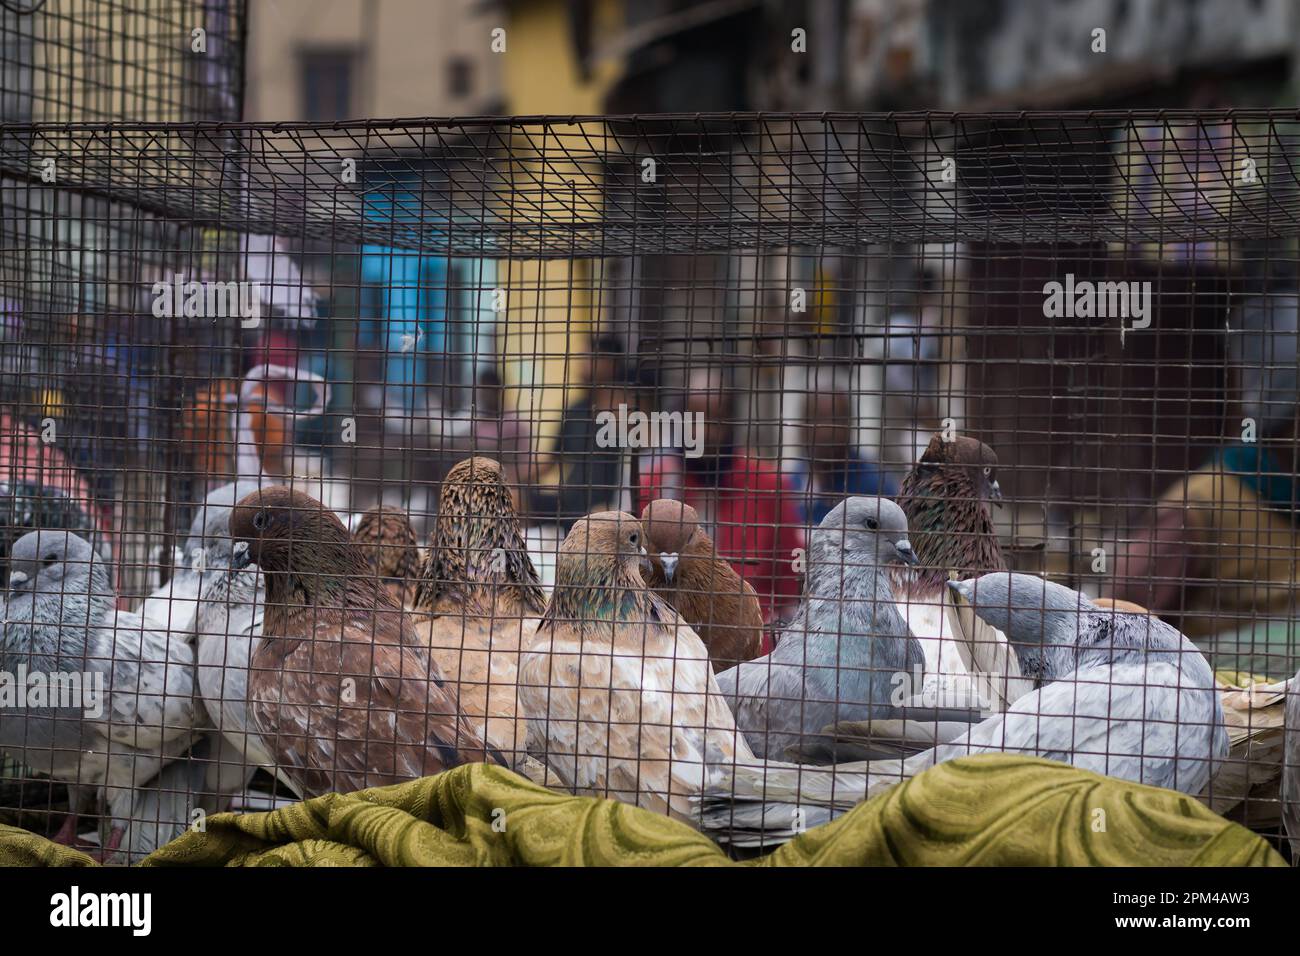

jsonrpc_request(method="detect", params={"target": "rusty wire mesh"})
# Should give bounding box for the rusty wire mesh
[0,110,1296,860]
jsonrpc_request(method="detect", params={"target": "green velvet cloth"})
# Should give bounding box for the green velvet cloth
[0,755,1284,867]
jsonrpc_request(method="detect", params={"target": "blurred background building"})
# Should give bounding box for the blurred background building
[6,0,1300,602]
[154,0,1296,614]
[245,0,503,120]
[3,0,1297,849]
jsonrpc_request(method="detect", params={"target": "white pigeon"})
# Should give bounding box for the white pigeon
[140,545,203,633]
[183,482,284,785]
[0,530,200,856]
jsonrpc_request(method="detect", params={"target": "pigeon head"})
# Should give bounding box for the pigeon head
[545,511,653,627]
[182,480,266,570]
[352,506,419,578]
[555,512,647,586]
[948,572,1095,680]
[811,496,917,571]
[640,499,699,581]
[429,456,520,559]
[6,529,108,600]
[440,456,511,519]
[229,487,367,603]
[415,456,543,614]
[918,434,1002,502]
[897,435,1008,598]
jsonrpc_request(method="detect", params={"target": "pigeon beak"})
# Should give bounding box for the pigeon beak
[231,540,252,570]
[659,552,680,582]
[894,539,919,567]
[8,570,29,590]
[990,479,1004,508]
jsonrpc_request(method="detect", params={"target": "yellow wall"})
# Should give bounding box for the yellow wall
[245,0,501,119]
[499,1,625,447]
[502,0,623,114]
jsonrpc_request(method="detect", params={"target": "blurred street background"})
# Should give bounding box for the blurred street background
[5,0,1300,617]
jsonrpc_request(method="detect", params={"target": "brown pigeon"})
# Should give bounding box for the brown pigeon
[893,433,1015,712]
[897,434,1006,595]
[640,498,764,672]
[518,511,761,823]
[412,457,546,765]
[351,505,421,608]
[229,486,500,798]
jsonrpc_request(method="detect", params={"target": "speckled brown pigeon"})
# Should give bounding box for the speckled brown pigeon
[229,487,501,798]
[894,434,1010,710]
[412,457,546,766]
[897,434,1006,594]
[351,505,421,608]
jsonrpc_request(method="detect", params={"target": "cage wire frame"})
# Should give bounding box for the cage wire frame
[1,0,247,126]
[1,0,246,845]
[0,110,1297,860]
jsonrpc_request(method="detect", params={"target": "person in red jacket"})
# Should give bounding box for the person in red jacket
[635,368,804,631]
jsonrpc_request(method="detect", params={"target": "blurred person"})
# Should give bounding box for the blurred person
[527,335,634,529]
[465,366,534,491]
[791,378,894,525]
[879,308,943,469]
[1109,294,1300,673]
[636,366,804,625]
[624,363,668,509]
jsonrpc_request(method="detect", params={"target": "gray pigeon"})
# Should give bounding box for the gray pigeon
[713,496,926,761]
[698,572,1229,845]
[140,548,204,634]
[942,573,1229,790]
[0,530,199,855]
[106,733,233,862]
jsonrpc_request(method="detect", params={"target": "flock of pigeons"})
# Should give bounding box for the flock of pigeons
[1,436,1295,862]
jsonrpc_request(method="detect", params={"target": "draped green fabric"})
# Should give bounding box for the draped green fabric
[0,755,1285,867]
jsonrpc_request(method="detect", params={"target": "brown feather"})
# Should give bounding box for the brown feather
[229,486,500,797]
[522,511,755,821]
[411,457,545,763]
[640,498,764,671]
[896,434,1006,597]
[415,457,545,618]
[351,505,421,607]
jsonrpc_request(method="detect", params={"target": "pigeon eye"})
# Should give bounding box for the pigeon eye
[252,511,269,531]
[864,517,879,531]
[629,532,639,546]
[983,466,992,476]
[42,553,58,567]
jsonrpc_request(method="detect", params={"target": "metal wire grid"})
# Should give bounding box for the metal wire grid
[0,112,1296,861]
[1,0,246,125]
[2,112,1299,254]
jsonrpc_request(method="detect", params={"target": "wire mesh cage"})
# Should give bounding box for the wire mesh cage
[0,110,1297,862]
[1,0,246,125]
